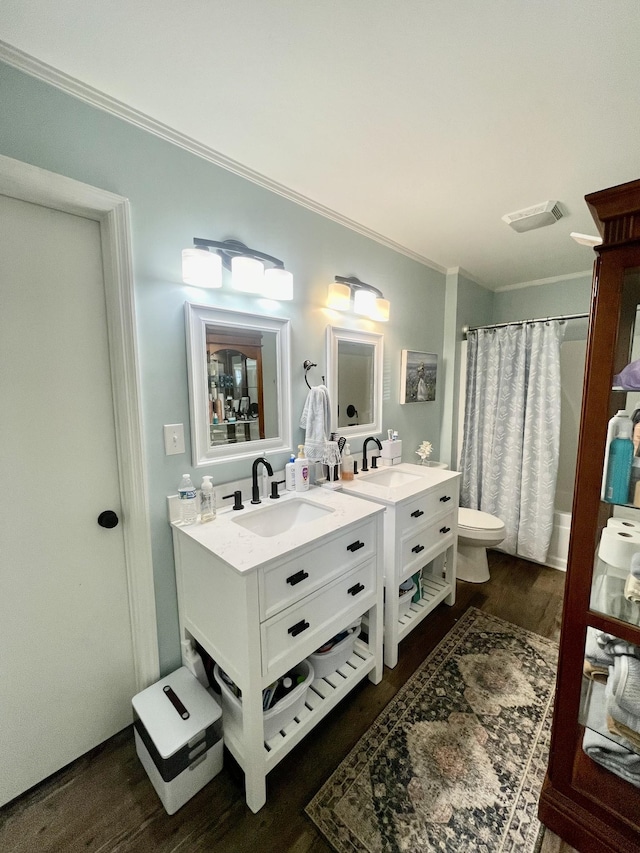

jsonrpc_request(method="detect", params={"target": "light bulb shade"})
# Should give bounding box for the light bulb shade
[327,281,351,311]
[181,247,222,288]
[264,267,294,300]
[231,255,265,293]
[353,288,377,317]
[374,297,390,322]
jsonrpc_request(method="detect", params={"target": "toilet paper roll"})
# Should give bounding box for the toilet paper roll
[607,518,640,533]
[599,526,640,569]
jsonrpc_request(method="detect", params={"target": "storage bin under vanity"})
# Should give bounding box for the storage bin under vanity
[214,660,314,742]
[132,666,223,815]
[307,622,361,680]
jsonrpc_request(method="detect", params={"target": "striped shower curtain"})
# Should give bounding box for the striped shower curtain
[459,320,565,563]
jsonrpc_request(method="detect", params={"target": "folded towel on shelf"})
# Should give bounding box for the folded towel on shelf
[583,629,640,682]
[583,728,640,787]
[610,654,640,717]
[299,384,331,462]
[625,573,640,603]
[607,714,640,754]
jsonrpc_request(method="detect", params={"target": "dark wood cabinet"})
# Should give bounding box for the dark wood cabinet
[539,179,640,852]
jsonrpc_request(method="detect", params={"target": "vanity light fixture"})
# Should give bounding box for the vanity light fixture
[327,275,390,322]
[181,238,293,300]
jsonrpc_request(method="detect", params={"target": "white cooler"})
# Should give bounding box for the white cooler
[132,666,223,815]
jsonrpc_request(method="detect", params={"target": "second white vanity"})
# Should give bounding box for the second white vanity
[171,486,384,813]
[340,463,460,668]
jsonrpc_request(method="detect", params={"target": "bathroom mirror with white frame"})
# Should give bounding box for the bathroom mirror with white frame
[185,302,291,466]
[326,326,383,439]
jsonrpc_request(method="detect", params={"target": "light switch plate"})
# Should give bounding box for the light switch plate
[164,423,185,455]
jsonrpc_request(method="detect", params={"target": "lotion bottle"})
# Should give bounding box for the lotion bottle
[285,453,296,490]
[602,411,631,499]
[295,444,310,492]
[604,417,634,504]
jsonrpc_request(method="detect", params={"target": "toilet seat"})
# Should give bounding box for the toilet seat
[458,507,506,546]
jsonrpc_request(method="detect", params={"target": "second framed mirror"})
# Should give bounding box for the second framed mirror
[326,326,383,439]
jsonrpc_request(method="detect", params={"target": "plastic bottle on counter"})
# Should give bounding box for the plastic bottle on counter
[285,453,296,490]
[604,418,634,504]
[200,475,216,522]
[341,443,355,481]
[295,445,310,492]
[178,474,197,525]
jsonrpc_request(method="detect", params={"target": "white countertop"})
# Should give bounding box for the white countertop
[171,485,384,573]
[339,462,460,506]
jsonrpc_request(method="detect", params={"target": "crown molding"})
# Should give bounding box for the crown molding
[496,269,593,293]
[0,40,446,276]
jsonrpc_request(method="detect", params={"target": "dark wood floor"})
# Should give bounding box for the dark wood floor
[0,552,569,853]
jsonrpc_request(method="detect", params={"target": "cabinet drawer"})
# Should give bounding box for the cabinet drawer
[260,559,375,679]
[258,520,375,620]
[400,513,456,574]
[397,482,458,536]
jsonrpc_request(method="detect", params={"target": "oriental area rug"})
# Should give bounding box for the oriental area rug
[306,608,557,853]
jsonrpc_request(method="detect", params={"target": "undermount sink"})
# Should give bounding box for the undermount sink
[360,469,422,488]
[232,497,335,538]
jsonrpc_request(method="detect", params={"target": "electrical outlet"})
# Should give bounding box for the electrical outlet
[164,423,185,455]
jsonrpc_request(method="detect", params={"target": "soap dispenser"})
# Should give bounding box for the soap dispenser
[341,444,355,481]
[295,444,310,492]
[200,475,216,522]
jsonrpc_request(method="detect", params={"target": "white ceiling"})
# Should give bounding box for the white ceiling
[2,0,640,289]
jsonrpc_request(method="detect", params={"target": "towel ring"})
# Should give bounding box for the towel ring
[303,360,325,389]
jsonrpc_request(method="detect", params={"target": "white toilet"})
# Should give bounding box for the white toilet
[456,507,506,583]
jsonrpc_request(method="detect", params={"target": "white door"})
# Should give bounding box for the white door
[0,193,138,806]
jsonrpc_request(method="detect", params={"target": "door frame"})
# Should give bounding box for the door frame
[0,153,159,690]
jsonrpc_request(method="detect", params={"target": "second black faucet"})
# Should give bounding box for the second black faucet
[251,457,273,504]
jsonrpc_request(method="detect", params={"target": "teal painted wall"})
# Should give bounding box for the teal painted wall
[0,61,447,672]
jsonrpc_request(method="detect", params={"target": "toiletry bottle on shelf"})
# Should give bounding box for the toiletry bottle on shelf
[295,444,310,492]
[200,475,215,522]
[601,410,631,499]
[285,453,296,490]
[178,474,197,525]
[630,455,640,507]
[342,443,355,481]
[604,418,634,504]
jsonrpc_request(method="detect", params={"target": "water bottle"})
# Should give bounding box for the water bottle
[604,420,634,504]
[178,474,197,525]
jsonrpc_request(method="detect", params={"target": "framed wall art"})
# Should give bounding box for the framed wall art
[400,350,437,403]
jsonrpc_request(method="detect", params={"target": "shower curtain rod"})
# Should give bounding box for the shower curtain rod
[463,312,589,336]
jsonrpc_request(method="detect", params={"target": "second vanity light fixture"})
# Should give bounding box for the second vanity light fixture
[182,238,294,300]
[327,275,390,322]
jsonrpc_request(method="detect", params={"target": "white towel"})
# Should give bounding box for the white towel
[583,728,640,786]
[299,385,331,462]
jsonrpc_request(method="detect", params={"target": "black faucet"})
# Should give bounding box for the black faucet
[251,457,273,504]
[361,437,382,472]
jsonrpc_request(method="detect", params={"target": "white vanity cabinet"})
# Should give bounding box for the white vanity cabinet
[340,464,460,668]
[170,487,384,813]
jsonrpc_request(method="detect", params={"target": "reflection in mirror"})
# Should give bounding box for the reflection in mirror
[186,303,291,466]
[326,326,383,439]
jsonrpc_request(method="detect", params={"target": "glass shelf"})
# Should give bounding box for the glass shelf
[590,554,640,626]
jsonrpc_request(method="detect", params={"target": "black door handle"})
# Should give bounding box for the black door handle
[440,526,451,534]
[439,495,451,503]
[286,570,309,586]
[347,540,365,552]
[410,509,424,518]
[411,544,425,554]
[97,510,119,528]
[288,619,310,637]
[348,582,365,596]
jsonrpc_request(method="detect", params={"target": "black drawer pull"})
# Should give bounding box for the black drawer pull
[347,540,365,552]
[348,582,365,596]
[411,544,425,554]
[439,495,451,503]
[288,619,310,637]
[286,570,309,586]
[440,526,451,534]
[410,509,424,518]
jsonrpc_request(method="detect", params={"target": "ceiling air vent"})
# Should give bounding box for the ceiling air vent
[502,200,563,233]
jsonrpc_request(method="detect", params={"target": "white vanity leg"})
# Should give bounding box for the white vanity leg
[367,598,384,684]
[444,545,457,606]
[240,680,268,813]
[383,581,400,669]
